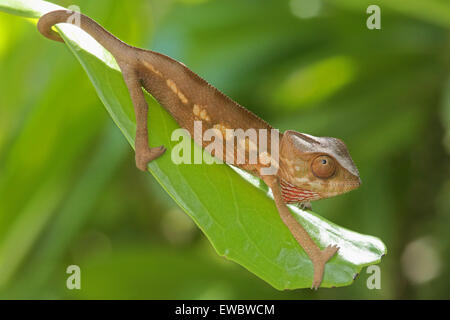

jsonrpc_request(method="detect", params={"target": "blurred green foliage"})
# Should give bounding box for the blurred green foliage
[0,0,449,299]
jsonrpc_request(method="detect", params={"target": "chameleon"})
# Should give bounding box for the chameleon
[37,10,361,289]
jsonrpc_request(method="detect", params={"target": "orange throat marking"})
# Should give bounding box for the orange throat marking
[280,178,320,204]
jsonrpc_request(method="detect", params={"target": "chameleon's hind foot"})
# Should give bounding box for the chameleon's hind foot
[311,244,339,290]
[136,145,166,171]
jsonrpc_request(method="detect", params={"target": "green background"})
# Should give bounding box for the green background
[0,0,449,299]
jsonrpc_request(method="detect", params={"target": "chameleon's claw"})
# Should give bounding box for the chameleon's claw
[310,244,339,290]
[311,281,320,290]
[299,202,312,211]
[322,244,339,260]
[136,145,166,171]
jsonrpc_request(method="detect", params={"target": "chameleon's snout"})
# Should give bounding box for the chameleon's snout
[342,174,362,194]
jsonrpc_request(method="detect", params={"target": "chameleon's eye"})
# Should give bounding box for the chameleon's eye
[311,155,336,179]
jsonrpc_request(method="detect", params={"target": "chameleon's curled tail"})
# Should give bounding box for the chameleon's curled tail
[37,10,131,59]
[38,9,168,171]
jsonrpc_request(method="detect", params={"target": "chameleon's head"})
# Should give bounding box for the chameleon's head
[278,130,361,203]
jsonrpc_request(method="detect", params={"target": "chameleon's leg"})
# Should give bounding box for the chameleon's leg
[123,73,166,171]
[262,175,339,289]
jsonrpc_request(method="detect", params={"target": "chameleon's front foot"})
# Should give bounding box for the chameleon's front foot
[299,202,312,210]
[135,145,166,171]
[311,244,339,290]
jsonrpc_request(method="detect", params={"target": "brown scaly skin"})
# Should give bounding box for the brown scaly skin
[38,10,361,289]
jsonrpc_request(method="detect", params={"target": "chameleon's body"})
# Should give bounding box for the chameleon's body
[38,10,361,289]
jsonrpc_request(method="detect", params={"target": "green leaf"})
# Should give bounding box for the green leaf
[0,0,386,289]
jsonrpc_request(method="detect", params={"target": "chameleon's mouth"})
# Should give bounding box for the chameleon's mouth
[344,177,362,189]
[318,175,361,188]
[322,179,361,197]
